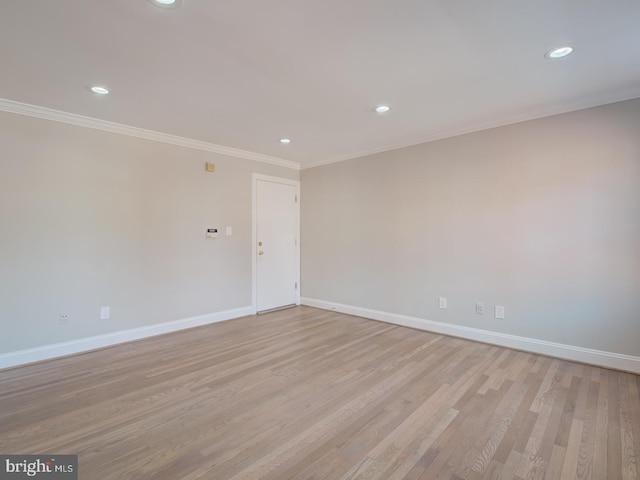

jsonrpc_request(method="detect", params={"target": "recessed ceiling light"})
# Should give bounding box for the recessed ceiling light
[374,105,390,114]
[90,86,109,95]
[545,46,573,59]
[149,0,181,7]
[280,138,291,144]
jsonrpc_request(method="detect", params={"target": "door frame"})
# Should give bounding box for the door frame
[251,173,301,314]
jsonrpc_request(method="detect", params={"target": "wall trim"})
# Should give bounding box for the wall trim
[0,98,300,171]
[0,306,253,371]
[301,297,640,374]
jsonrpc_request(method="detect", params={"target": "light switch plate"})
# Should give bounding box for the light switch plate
[439,297,447,309]
[495,305,505,319]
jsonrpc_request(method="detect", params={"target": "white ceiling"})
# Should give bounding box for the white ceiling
[1,0,639,169]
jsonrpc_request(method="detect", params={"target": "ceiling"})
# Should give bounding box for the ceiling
[1,0,639,169]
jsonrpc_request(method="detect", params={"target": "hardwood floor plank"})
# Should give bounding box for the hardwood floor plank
[608,370,624,480]
[593,371,609,480]
[619,372,639,480]
[492,372,542,464]
[480,460,504,480]
[461,381,528,476]
[554,375,582,448]
[627,374,640,475]
[412,394,497,480]
[516,372,568,479]
[576,379,599,479]
[545,445,566,480]
[559,419,584,479]
[498,450,524,480]
[386,408,459,480]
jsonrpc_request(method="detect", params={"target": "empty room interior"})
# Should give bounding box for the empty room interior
[1,1,640,479]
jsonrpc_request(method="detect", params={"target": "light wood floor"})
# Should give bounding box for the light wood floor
[1,306,639,479]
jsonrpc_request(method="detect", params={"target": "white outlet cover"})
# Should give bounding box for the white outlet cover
[475,302,484,315]
[495,305,505,319]
[226,226,232,236]
[439,297,447,309]
[100,306,110,320]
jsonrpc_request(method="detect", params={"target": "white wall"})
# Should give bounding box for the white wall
[301,99,640,359]
[0,110,298,356]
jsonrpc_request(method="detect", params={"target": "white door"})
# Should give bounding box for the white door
[255,176,299,312]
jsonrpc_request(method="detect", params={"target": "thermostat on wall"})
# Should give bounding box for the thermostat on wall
[206,228,218,238]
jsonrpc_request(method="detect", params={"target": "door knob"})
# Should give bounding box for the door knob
[258,251,264,255]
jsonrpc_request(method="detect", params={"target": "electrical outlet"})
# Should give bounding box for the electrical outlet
[495,305,505,319]
[100,306,110,320]
[475,302,484,315]
[439,297,447,309]
[59,313,69,325]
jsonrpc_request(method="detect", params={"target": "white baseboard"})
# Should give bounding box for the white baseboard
[0,306,253,370]
[301,298,640,374]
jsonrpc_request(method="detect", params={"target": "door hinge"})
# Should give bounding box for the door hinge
[295,195,298,203]
[295,282,298,290]
[294,238,297,246]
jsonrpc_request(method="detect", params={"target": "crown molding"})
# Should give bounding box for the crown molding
[0,98,300,171]
[302,88,640,170]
